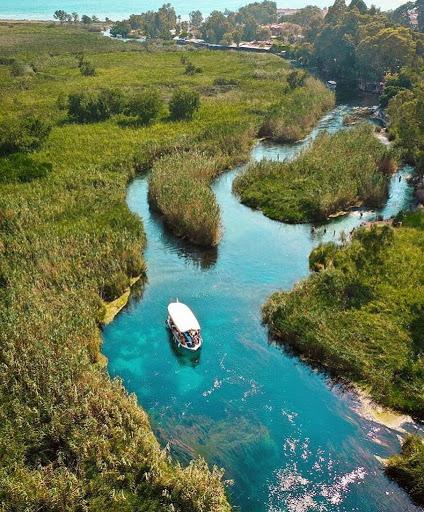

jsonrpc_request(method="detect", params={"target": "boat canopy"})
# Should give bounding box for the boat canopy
[168,302,200,333]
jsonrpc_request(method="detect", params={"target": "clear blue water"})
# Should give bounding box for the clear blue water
[0,0,405,20]
[103,105,422,512]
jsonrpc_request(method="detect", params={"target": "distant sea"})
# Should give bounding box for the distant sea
[0,0,405,21]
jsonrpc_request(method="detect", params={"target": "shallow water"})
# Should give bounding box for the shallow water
[103,105,422,512]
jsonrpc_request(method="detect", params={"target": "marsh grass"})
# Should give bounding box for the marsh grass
[234,125,394,223]
[149,152,221,245]
[0,21,335,510]
[263,219,424,419]
[386,434,424,505]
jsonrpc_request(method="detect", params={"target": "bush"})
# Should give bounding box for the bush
[0,115,51,156]
[184,61,202,75]
[67,89,126,123]
[0,154,52,183]
[169,87,200,121]
[10,60,35,77]
[127,89,163,124]
[79,60,96,76]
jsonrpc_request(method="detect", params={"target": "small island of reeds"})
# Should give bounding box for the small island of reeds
[233,125,396,223]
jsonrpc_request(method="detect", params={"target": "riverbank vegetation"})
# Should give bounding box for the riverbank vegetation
[386,434,424,505]
[234,124,394,223]
[149,152,221,245]
[263,215,424,421]
[0,20,336,509]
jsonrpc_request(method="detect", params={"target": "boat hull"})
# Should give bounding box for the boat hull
[167,317,202,351]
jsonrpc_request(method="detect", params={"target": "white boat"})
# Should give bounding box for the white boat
[167,301,202,351]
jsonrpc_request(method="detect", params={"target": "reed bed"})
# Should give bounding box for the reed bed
[263,218,424,420]
[259,77,335,142]
[0,21,336,510]
[234,125,394,223]
[149,152,221,246]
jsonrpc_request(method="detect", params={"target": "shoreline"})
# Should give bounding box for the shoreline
[350,385,414,433]
[102,275,143,325]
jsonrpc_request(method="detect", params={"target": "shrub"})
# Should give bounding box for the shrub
[10,60,35,77]
[127,89,163,124]
[0,154,52,183]
[67,89,126,123]
[169,87,200,121]
[184,61,202,75]
[0,115,51,156]
[110,21,131,38]
[79,60,96,76]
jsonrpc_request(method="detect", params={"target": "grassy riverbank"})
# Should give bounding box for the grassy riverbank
[386,434,424,505]
[234,125,395,223]
[263,213,424,504]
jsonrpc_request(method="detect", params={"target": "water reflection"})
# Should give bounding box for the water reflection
[149,206,219,270]
[168,331,202,368]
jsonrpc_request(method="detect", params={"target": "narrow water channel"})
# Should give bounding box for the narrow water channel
[103,104,421,512]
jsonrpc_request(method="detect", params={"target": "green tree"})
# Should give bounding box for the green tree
[110,21,131,37]
[357,26,416,80]
[202,11,232,43]
[389,2,415,28]
[67,89,126,123]
[169,88,200,120]
[189,10,203,28]
[72,12,79,23]
[237,1,277,24]
[81,14,92,24]
[349,0,368,14]
[233,26,243,46]
[53,10,69,23]
[326,0,347,24]
[243,16,258,41]
[256,26,272,40]
[221,32,234,45]
[418,0,424,32]
[0,115,51,155]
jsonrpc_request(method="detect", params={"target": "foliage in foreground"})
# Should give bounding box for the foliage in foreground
[386,434,424,506]
[263,219,424,419]
[233,124,394,223]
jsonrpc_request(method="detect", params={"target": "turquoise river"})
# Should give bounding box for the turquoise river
[103,104,423,512]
